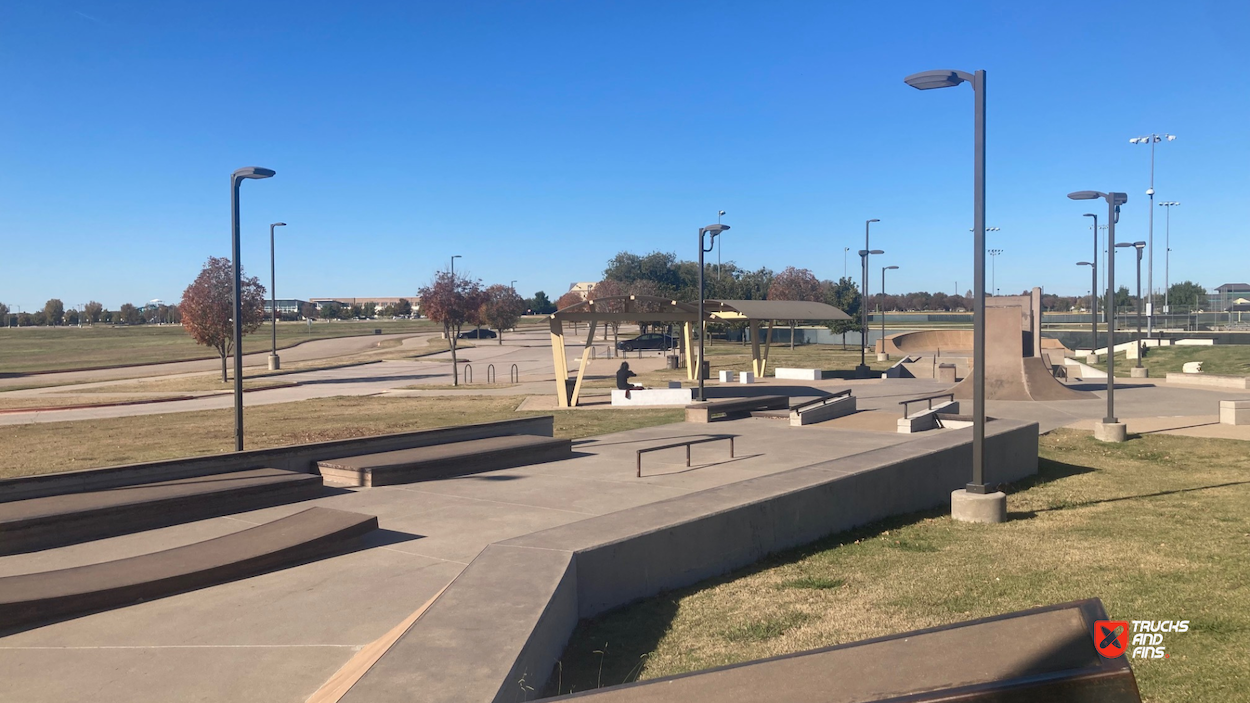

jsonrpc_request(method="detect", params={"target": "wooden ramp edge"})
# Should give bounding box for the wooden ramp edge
[306,585,450,703]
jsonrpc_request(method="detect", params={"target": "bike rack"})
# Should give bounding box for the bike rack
[486,364,496,383]
[463,364,473,384]
[510,364,520,383]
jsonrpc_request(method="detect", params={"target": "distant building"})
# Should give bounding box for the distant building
[1209,283,1250,311]
[566,282,596,301]
[262,299,309,316]
[309,297,421,315]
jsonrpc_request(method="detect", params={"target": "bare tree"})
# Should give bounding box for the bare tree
[767,266,822,350]
[180,256,267,382]
[418,271,483,386]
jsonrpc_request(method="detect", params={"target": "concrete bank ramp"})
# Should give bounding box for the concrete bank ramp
[317,435,573,487]
[0,468,325,555]
[0,507,377,633]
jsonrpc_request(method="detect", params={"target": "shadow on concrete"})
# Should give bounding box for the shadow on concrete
[442,474,524,482]
[702,385,831,400]
[638,453,766,477]
[573,433,731,449]
[297,373,441,386]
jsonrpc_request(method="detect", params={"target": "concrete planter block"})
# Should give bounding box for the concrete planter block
[611,389,695,406]
[738,372,754,384]
[774,368,821,381]
[951,489,1007,523]
[1094,421,1127,443]
[1220,400,1250,426]
[877,352,889,362]
[718,370,733,383]
[1129,366,1149,378]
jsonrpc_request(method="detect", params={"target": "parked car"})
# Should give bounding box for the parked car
[457,328,497,339]
[616,333,676,352]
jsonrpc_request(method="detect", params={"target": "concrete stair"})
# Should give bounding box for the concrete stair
[317,435,573,487]
[0,468,325,555]
[0,507,376,633]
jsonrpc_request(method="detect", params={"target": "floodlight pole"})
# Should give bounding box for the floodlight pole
[230,166,276,452]
[970,69,987,492]
[269,222,286,370]
[881,265,898,353]
[858,219,879,376]
[697,223,729,402]
[1084,213,1099,350]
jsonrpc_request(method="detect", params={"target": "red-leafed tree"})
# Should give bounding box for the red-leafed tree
[181,256,267,382]
[479,284,525,344]
[767,266,822,349]
[591,279,628,347]
[556,290,585,332]
[418,271,483,385]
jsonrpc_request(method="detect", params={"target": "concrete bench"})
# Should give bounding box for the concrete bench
[0,468,324,556]
[317,435,572,487]
[685,395,789,423]
[0,507,377,633]
[790,391,855,426]
[1221,400,1250,426]
[774,368,821,380]
[1166,372,1249,389]
[611,388,694,406]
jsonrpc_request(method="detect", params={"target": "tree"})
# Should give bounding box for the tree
[83,301,104,323]
[394,299,413,317]
[418,271,483,385]
[555,290,584,332]
[300,302,318,320]
[180,256,267,382]
[822,277,862,349]
[480,284,525,344]
[528,291,555,315]
[1167,281,1207,311]
[767,267,822,349]
[590,279,628,347]
[65,309,80,325]
[118,303,142,325]
[1114,285,1131,313]
[318,301,342,320]
[0,303,8,326]
[43,299,64,326]
[362,302,377,319]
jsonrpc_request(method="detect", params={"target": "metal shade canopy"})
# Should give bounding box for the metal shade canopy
[903,69,973,90]
[233,167,276,180]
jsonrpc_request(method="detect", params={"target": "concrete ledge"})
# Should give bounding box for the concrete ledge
[897,401,960,434]
[0,468,324,555]
[685,396,789,423]
[1165,373,1249,389]
[790,395,855,426]
[0,416,555,504]
[317,436,573,487]
[548,599,1140,703]
[773,368,821,380]
[0,507,377,633]
[1130,366,1149,378]
[610,388,694,406]
[1221,400,1250,426]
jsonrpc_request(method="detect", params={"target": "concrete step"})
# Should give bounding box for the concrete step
[0,468,325,556]
[317,435,573,487]
[0,507,376,633]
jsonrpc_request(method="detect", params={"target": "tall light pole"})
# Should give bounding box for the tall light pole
[856,219,880,376]
[1077,261,1096,340]
[880,265,899,358]
[268,222,287,371]
[905,67,990,496]
[843,247,850,279]
[988,249,1004,295]
[697,223,730,401]
[1129,133,1176,338]
[450,255,462,279]
[1117,241,1147,369]
[1159,201,1179,313]
[510,280,517,291]
[230,166,276,452]
[716,210,726,281]
[1083,213,1099,351]
[1069,189,1128,441]
[857,247,883,373]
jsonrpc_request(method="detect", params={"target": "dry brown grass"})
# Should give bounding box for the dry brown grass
[0,395,683,479]
[555,430,1250,701]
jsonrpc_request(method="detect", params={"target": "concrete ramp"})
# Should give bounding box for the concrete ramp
[950,307,1094,402]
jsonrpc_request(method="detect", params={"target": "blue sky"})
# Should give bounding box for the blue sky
[2,0,1247,311]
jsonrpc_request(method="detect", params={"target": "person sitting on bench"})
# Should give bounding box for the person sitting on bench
[617,361,644,397]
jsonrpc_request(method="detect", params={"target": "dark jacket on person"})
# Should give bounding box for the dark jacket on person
[615,367,637,390]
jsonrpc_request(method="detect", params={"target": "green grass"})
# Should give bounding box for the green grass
[551,430,1250,701]
[0,320,445,375]
[0,395,683,479]
[1089,344,1250,378]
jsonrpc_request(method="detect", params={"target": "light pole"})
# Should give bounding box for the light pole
[1077,261,1096,336]
[450,255,462,279]
[905,67,991,496]
[843,247,850,279]
[268,222,287,371]
[1159,201,1179,314]
[1069,189,1128,440]
[880,265,899,359]
[510,280,517,291]
[697,223,730,401]
[857,247,883,372]
[1083,213,1099,351]
[856,219,880,376]
[1129,133,1176,338]
[230,166,276,452]
[988,249,1004,295]
[716,210,726,281]
[1117,241,1147,369]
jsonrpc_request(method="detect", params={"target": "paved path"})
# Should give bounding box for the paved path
[0,417,919,703]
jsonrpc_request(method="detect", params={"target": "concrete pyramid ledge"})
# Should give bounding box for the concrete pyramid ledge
[0,507,377,633]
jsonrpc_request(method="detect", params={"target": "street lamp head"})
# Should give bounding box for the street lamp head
[1146,187,1154,196]
[884,265,899,271]
[701,223,730,235]
[858,249,884,257]
[271,222,287,228]
[1077,261,1094,267]
[232,167,276,181]
[1068,190,1101,201]
[903,69,973,90]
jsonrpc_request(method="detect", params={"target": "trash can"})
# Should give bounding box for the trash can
[699,360,710,380]
[666,355,680,370]
[374,329,382,335]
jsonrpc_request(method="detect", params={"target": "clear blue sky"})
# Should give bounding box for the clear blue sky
[2,0,1247,312]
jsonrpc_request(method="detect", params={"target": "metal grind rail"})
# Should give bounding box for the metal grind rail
[899,392,954,419]
[636,435,735,478]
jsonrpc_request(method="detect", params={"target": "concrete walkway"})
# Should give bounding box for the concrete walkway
[0,417,918,703]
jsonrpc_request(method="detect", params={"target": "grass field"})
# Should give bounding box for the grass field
[553,430,1250,701]
[1090,345,1250,378]
[0,395,683,479]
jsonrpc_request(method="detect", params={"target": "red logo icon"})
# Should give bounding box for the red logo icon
[1094,620,1129,658]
